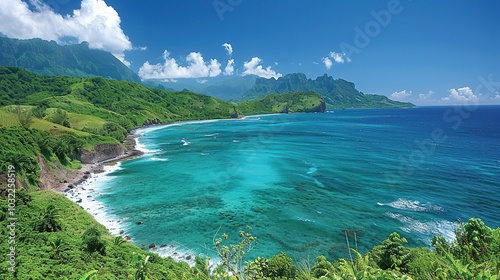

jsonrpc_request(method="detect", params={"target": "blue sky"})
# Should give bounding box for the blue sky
[1,0,500,105]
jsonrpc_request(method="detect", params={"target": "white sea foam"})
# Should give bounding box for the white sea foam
[307,167,318,175]
[385,212,456,243]
[64,163,128,236]
[152,243,198,266]
[181,139,190,146]
[298,217,315,223]
[135,137,161,154]
[150,157,169,162]
[389,198,427,212]
[379,198,444,213]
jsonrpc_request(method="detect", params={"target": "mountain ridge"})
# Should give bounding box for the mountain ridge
[0,37,141,83]
[243,73,414,108]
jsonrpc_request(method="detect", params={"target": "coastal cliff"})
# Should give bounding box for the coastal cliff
[80,143,125,164]
[35,143,125,192]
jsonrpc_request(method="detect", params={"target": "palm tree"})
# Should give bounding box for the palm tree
[34,204,61,232]
[49,237,68,259]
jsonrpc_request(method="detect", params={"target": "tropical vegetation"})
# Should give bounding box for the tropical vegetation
[0,190,498,279]
[0,66,497,279]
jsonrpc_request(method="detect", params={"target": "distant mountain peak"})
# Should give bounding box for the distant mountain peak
[242,73,414,108]
[0,37,140,83]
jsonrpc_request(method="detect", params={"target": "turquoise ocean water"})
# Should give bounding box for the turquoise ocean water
[90,106,500,261]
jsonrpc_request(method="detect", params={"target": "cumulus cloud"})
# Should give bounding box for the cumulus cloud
[224,59,235,76]
[419,90,434,100]
[330,51,350,63]
[0,0,132,66]
[222,43,233,56]
[442,87,478,102]
[138,50,222,80]
[322,52,350,70]
[494,93,500,100]
[322,57,333,70]
[391,90,412,100]
[242,57,282,79]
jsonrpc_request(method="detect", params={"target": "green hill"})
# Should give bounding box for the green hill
[0,67,325,188]
[242,73,415,108]
[238,91,326,115]
[0,37,141,83]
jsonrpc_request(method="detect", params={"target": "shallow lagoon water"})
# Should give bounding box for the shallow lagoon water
[86,107,500,261]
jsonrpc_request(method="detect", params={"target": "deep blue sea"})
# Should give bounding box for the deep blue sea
[89,106,500,261]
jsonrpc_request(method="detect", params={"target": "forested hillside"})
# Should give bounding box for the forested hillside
[0,37,141,83]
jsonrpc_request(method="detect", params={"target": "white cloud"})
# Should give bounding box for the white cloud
[242,57,282,79]
[197,79,208,84]
[322,52,350,70]
[419,90,434,100]
[138,50,222,79]
[224,59,235,76]
[322,57,333,70]
[0,0,133,66]
[494,93,500,100]
[330,52,350,63]
[222,43,233,56]
[442,87,478,102]
[162,78,177,83]
[391,90,412,100]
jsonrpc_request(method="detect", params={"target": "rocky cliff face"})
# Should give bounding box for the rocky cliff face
[80,143,125,164]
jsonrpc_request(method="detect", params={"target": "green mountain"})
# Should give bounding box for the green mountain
[242,73,415,108]
[0,37,141,83]
[0,67,324,187]
[238,91,326,115]
[0,66,235,129]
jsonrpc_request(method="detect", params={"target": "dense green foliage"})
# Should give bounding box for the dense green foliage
[0,67,235,125]
[0,191,199,279]
[242,73,415,108]
[238,91,326,115]
[0,37,141,83]
[1,190,497,280]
